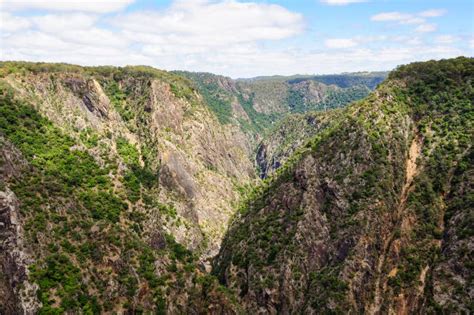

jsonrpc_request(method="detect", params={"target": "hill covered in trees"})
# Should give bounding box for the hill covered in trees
[178,71,386,137]
[214,57,473,314]
[0,58,471,314]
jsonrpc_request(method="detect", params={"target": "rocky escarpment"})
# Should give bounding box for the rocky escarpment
[0,137,41,314]
[256,110,342,178]
[1,63,255,259]
[0,62,381,314]
[0,63,251,313]
[180,71,386,138]
[214,57,473,314]
[238,72,387,115]
[429,150,473,312]
[0,58,470,314]
[0,189,41,315]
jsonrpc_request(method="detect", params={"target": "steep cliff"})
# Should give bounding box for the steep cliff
[214,57,473,314]
[0,62,252,313]
[256,110,342,178]
[0,63,255,258]
[0,136,41,314]
[179,71,386,139]
[0,58,471,314]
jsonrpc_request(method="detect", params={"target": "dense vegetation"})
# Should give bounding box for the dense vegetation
[288,85,370,113]
[174,72,234,124]
[385,58,473,309]
[180,71,386,137]
[255,109,343,178]
[177,71,281,134]
[287,72,387,89]
[0,58,470,314]
[0,68,237,313]
[214,57,473,313]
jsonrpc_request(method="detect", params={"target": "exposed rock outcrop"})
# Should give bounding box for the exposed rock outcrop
[214,57,473,314]
[0,58,470,314]
[0,137,41,314]
[256,110,340,178]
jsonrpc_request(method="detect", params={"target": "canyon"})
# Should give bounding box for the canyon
[0,57,472,314]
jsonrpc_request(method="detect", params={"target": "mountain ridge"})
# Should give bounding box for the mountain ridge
[214,56,473,314]
[0,57,472,314]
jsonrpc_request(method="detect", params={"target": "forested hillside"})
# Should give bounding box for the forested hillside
[178,71,386,138]
[0,62,253,313]
[214,57,473,314]
[0,58,471,314]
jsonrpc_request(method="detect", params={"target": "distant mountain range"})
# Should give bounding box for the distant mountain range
[176,70,387,137]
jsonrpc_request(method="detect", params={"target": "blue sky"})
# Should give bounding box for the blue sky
[1,0,473,77]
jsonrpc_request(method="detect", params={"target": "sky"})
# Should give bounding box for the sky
[0,0,473,78]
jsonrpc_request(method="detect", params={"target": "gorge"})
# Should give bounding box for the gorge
[0,57,472,314]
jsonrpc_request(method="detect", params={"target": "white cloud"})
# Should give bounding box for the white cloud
[1,29,149,65]
[371,9,446,24]
[320,0,367,5]
[32,13,98,32]
[325,38,358,48]
[371,12,425,24]
[370,11,427,25]
[0,12,32,32]
[434,35,458,44]
[0,0,305,76]
[400,17,426,25]
[419,9,446,17]
[111,0,304,46]
[371,12,411,22]
[0,0,469,78]
[359,35,387,42]
[371,8,446,34]
[1,29,467,77]
[0,0,134,13]
[28,14,127,48]
[390,35,422,46]
[415,24,437,33]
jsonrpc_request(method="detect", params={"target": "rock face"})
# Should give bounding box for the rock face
[0,64,251,313]
[0,137,41,315]
[0,189,42,315]
[2,65,254,259]
[0,58,471,314]
[237,72,387,115]
[179,70,386,139]
[430,151,473,312]
[214,57,473,314]
[256,110,341,178]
